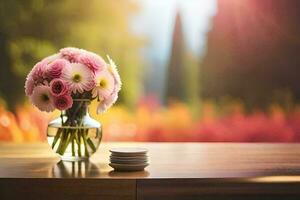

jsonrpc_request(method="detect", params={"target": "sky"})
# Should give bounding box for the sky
[131,0,217,98]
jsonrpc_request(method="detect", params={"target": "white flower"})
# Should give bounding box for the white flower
[96,93,118,114]
[62,63,95,94]
[107,55,122,91]
[94,56,122,114]
[92,68,115,100]
[30,85,55,112]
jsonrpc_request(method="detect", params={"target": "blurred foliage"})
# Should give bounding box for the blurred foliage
[0,0,144,110]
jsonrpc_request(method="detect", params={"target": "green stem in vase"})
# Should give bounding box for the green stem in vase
[52,128,62,149]
[56,129,67,154]
[87,137,96,153]
[81,129,90,157]
[76,118,84,157]
[57,101,83,156]
[51,113,66,148]
[75,130,82,157]
[60,130,75,155]
[57,131,69,155]
[71,138,75,156]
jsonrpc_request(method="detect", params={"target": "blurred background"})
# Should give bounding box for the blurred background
[1,0,300,143]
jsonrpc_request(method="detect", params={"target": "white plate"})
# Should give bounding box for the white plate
[110,147,148,155]
[109,163,149,171]
[110,155,148,160]
[110,159,148,164]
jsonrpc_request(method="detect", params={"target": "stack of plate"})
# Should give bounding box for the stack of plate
[109,147,148,171]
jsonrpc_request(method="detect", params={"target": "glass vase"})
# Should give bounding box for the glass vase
[47,100,102,161]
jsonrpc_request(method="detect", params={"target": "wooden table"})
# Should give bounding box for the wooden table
[1,142,300,200]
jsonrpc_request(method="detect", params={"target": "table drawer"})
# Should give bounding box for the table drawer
[137,179,300,200]
[0,178,136,200]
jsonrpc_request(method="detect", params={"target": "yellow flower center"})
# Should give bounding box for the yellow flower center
[41,94,50,102]
[72,73,82,83]
[99,79,107,88]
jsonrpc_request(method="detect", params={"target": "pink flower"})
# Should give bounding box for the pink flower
[30,85,55,112]
[50,79,69,97]
[31,61,47,81]
[24,74,35,96]
[78,52,105,73]
[53,94,73,110]
[96,91,119,114]
[95,57,121,114]
[46,59,69,79]
[109,89,119,105]
[59,47,82,63]
[62,63,95,94]
[92,68,115,100]
[42,53,60,64]
[97,79,120,113]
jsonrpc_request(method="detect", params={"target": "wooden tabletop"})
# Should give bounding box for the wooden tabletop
[1,142,300,200]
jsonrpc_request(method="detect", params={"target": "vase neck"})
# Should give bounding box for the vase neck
[63,100,90,119]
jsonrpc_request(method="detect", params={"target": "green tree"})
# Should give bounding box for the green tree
[165,11,200,113]
[165,11,186,102]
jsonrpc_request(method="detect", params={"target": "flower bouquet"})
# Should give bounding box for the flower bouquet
[25,47,121,160]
